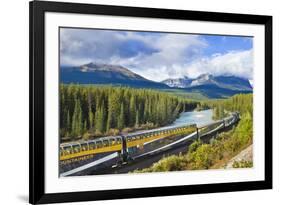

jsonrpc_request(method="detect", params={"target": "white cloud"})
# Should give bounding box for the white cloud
[103,33,208,81]
[184,49,253,79]
[60,28,253,82]
[127,49,253,82]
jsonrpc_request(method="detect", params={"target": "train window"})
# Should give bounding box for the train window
[113,138,118,145]
[103,140,109,147]
[109,139,114,145]
[64,146,72,154]
[81,143,88,151]
[96,141,102,148]
[88,142,95,150]
[73,145,81,153]
[117,138,121,144]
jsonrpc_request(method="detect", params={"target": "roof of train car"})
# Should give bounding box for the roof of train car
[60,135,122,147]
[60,113,238,148]
[60,123,196,147]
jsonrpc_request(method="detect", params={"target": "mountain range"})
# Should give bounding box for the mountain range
[162,73,252,91]
[60,62,252,99]
[60,62,168,89]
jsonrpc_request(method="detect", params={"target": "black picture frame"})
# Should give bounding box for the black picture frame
[29,0,272,204]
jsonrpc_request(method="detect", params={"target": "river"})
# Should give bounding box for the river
[117,109,215,138]
[172,109,214,127]
[128,109,215,136]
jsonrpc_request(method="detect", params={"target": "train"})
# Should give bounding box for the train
[60,123,197,161]
[59,112,239,175]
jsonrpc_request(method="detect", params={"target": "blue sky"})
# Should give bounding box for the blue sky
[60,28,253,81]
[200,35,252,56]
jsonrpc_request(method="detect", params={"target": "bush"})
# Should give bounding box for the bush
[188,140,202,154]
[134,154,188,173]
[150,155,188,172]
[189,144,214,169]
[232,160,253,168]
[106,128,120,136]
[82,132,91,140]
[94,130,103,137]
[122,127,134,134]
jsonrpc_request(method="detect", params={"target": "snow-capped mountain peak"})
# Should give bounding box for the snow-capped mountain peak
[161,73,252,91]
[161,76,192,88]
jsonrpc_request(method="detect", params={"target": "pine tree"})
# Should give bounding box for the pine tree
[106,108,113,132]
[71,99,83,138]
[66,110,71,134]
[144,98,149,123]
[107,91,120,130]
[88,105,94,130]
[117,103,125,130]
[83,120,87,133]
[135,110,139,128]
[129,96,136,126]
[59,84,205,141]
[96,104,106,133]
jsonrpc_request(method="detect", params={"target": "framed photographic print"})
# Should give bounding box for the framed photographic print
[29,0,272,204]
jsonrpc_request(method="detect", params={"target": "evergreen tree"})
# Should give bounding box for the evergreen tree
[129,96,136,126]
[59,84,206,141]
[83,120,87,133]
[117,103,125,130]
[88,105,94,130]
[66,110,71,134]
[135,110,140,128]
[107,91,120,130]
[96,104,106,133]
[71,99,83,138]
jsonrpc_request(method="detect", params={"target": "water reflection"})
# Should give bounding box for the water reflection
[172,109,214,127]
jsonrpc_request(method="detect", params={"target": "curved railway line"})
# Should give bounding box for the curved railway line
[60,112,240,177]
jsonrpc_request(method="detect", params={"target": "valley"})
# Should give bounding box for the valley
[58,28,254,176]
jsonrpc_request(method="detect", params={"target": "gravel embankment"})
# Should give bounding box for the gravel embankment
[225,144,253,169]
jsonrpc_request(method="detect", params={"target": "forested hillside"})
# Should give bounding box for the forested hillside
[209,93,253,120]
[59,84,198,142]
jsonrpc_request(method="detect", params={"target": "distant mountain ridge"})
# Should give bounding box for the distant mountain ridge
[60,62,252,99]
[161,73,252,91]
[79,62,144,80]
[60,62,169,89]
